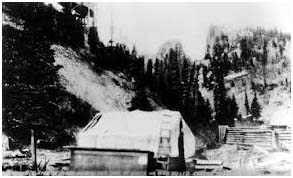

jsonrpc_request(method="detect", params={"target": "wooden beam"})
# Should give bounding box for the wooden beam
[31,129,37,172]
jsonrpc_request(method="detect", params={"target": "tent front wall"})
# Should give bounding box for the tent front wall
[77,110,196,158]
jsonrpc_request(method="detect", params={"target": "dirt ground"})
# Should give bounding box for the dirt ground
[2,145,291,176]
[202,144,291,176]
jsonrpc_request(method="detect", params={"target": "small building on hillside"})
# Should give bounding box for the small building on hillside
[224,70,249,88]
[268,108,291,131]
[68,110,196,174]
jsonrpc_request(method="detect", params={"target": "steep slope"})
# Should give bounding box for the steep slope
[51,44,214,149]
[52,45,135,112]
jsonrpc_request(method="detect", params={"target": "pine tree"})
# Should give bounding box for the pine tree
[204,48,212,61]
[130,45,137,73]
[225,96,235,127]
[231,95,239,120]
[244,90,250,115]
[158,60,167,101]
[262,39,269,105]
[222,52,230,76]
[202,65,208,88]
[88,26,99,55]
[251,92,262,120]
[131,45,137,56]
[194,91,205,124]
[189,62,199,103]
[166,48,181,110]
[262,39,268,90]
[213,63,227,124]
[213,38,224,57]
[153,58,161,90]
[130,56,151,111]
[213,43,231,125]
[3,27,60,144]
[180,58,190,109]
[203,98,213,123]
[189,62,196,90]
[146,59,153,87]
[231,52,239,72]
[129,88,152,111]
[137,56,145,87]
[2,22,94,146]
[240,37,253,69]
[193,91,213,127]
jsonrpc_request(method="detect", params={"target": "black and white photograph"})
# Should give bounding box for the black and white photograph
[1,1,292,176]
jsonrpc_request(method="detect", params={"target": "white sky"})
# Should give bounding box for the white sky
[95,2,291,59]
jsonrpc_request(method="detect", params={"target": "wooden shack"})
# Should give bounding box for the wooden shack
[224,70,249,88]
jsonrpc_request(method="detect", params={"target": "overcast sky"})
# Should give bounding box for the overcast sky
[95,2,291,59]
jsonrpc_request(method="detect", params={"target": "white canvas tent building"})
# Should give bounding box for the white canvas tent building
[76,110,196,159]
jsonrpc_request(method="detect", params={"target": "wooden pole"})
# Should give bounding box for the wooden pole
[271,130,278,149]
[178,119,186,171]
[31,129,37,172]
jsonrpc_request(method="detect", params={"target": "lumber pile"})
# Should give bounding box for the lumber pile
[193,159,223,170]
[225,127,273,148]
[2,149,33,171]
[2,158,32,171]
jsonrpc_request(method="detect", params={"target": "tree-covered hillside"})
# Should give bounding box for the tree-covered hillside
[2,3,291,149]
[2,2,95,147]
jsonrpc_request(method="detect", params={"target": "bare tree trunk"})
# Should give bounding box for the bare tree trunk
[31,129,37,172]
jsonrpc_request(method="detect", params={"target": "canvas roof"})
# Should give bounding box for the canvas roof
[76,110,196,158]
